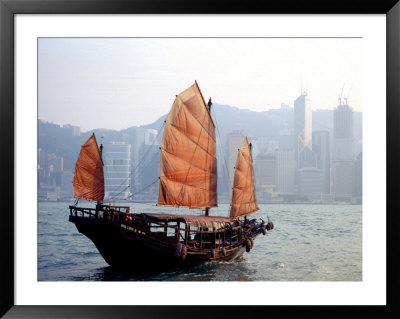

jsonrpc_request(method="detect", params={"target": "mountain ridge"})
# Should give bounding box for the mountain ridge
[38,103,362,172]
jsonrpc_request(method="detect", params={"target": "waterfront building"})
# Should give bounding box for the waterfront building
[267,139,280,154]
[60,170,74,199]
[354,152,362,202]
[333,102,354,161]
[298,167,324,197]
[103,141,131,200]
[47,153,63,172]
[254,153,276,202]
[255,153,276,187]
[294,91,312,169]
[332,160,355,199]
[298,146,317,169]
[312,130,331,194]
[275,148,295,195]
[138,143,160,199]
[332,101,356,200]
[131,128,158,193]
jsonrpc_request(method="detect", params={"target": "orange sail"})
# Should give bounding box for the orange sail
[230,137,259,218]
[158,82,217,208]
[73,133,105,201]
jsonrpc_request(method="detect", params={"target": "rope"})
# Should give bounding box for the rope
[105,122,165,200]
[130,178,159,198]
[131,122,165,176]
[108,148,160,200]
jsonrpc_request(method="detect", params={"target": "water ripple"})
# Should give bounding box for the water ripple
[38,202,362,281]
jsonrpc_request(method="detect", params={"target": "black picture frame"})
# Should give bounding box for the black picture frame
[1,0,399,318]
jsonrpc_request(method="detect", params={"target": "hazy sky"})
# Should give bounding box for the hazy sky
[38,38,362,132]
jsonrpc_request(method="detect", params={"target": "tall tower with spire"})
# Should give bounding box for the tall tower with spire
[294,91,313,169]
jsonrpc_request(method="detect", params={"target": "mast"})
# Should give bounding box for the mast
[97,141,104,208]
[205,97,213,217]
[157,82,217,210]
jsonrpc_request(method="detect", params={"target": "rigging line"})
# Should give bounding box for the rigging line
[129,178,159,198]
[129,201,158,207]
[132,122,165,175]
[109,184,131,200]
[105,122,165,198]
[108,145,160,200]
[102,148,129,198]
[110,145,161,200]
[109,146,159,200]
[111,176,159,202]
[109,144,161,199]
[103,154,130,200]
[115,123,164,197]
[102,152,113,195]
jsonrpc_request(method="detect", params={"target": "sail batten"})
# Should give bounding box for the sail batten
[230,137,259,218]
[73,133,104,202]
[158,83,217,209]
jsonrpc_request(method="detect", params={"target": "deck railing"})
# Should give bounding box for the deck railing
[69,206,128,220]
[69,206,97,218]
[69,205,264,249]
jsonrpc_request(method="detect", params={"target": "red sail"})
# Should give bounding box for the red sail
[73,133,104,201]
[157,82,217,208]
[230,137,259,218]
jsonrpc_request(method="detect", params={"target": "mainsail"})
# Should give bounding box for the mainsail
[157,82,217,208]
[230,137,259,218]
[73,133,105,201]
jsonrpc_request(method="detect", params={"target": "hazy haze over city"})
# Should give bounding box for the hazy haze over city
[38,38,362,132]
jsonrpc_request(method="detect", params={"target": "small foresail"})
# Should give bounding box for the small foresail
[158,82,217,208]
[73,133,105,201]
[230,137,259,218]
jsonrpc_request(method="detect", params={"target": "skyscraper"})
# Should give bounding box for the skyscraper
[103,141,131,200]
[332,101,355,199]
[354,152,362,203]
[333,102,354,160]
[298,167,324,197]
[254,152,276,202]
[294,91,312,169]
[275,148,295,195]
[312,130,331,194]
[131,128,158,193]
[255,153,276,187]
[332,160,355,198]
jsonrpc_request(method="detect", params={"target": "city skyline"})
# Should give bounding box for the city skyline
[38,38,363,132]
[37,96,362,204]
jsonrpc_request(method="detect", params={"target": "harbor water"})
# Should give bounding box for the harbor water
[38,202,362,281]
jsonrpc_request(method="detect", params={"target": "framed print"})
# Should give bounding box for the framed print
[1,0,399,318]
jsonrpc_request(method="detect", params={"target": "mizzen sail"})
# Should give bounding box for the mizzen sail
[230,137,259,218]
[73,133,104,201]
[157,82,217,208]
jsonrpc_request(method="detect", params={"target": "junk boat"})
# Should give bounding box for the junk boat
[69,82,273,270]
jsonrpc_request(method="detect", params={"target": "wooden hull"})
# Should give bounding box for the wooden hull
[69,215,255,271]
